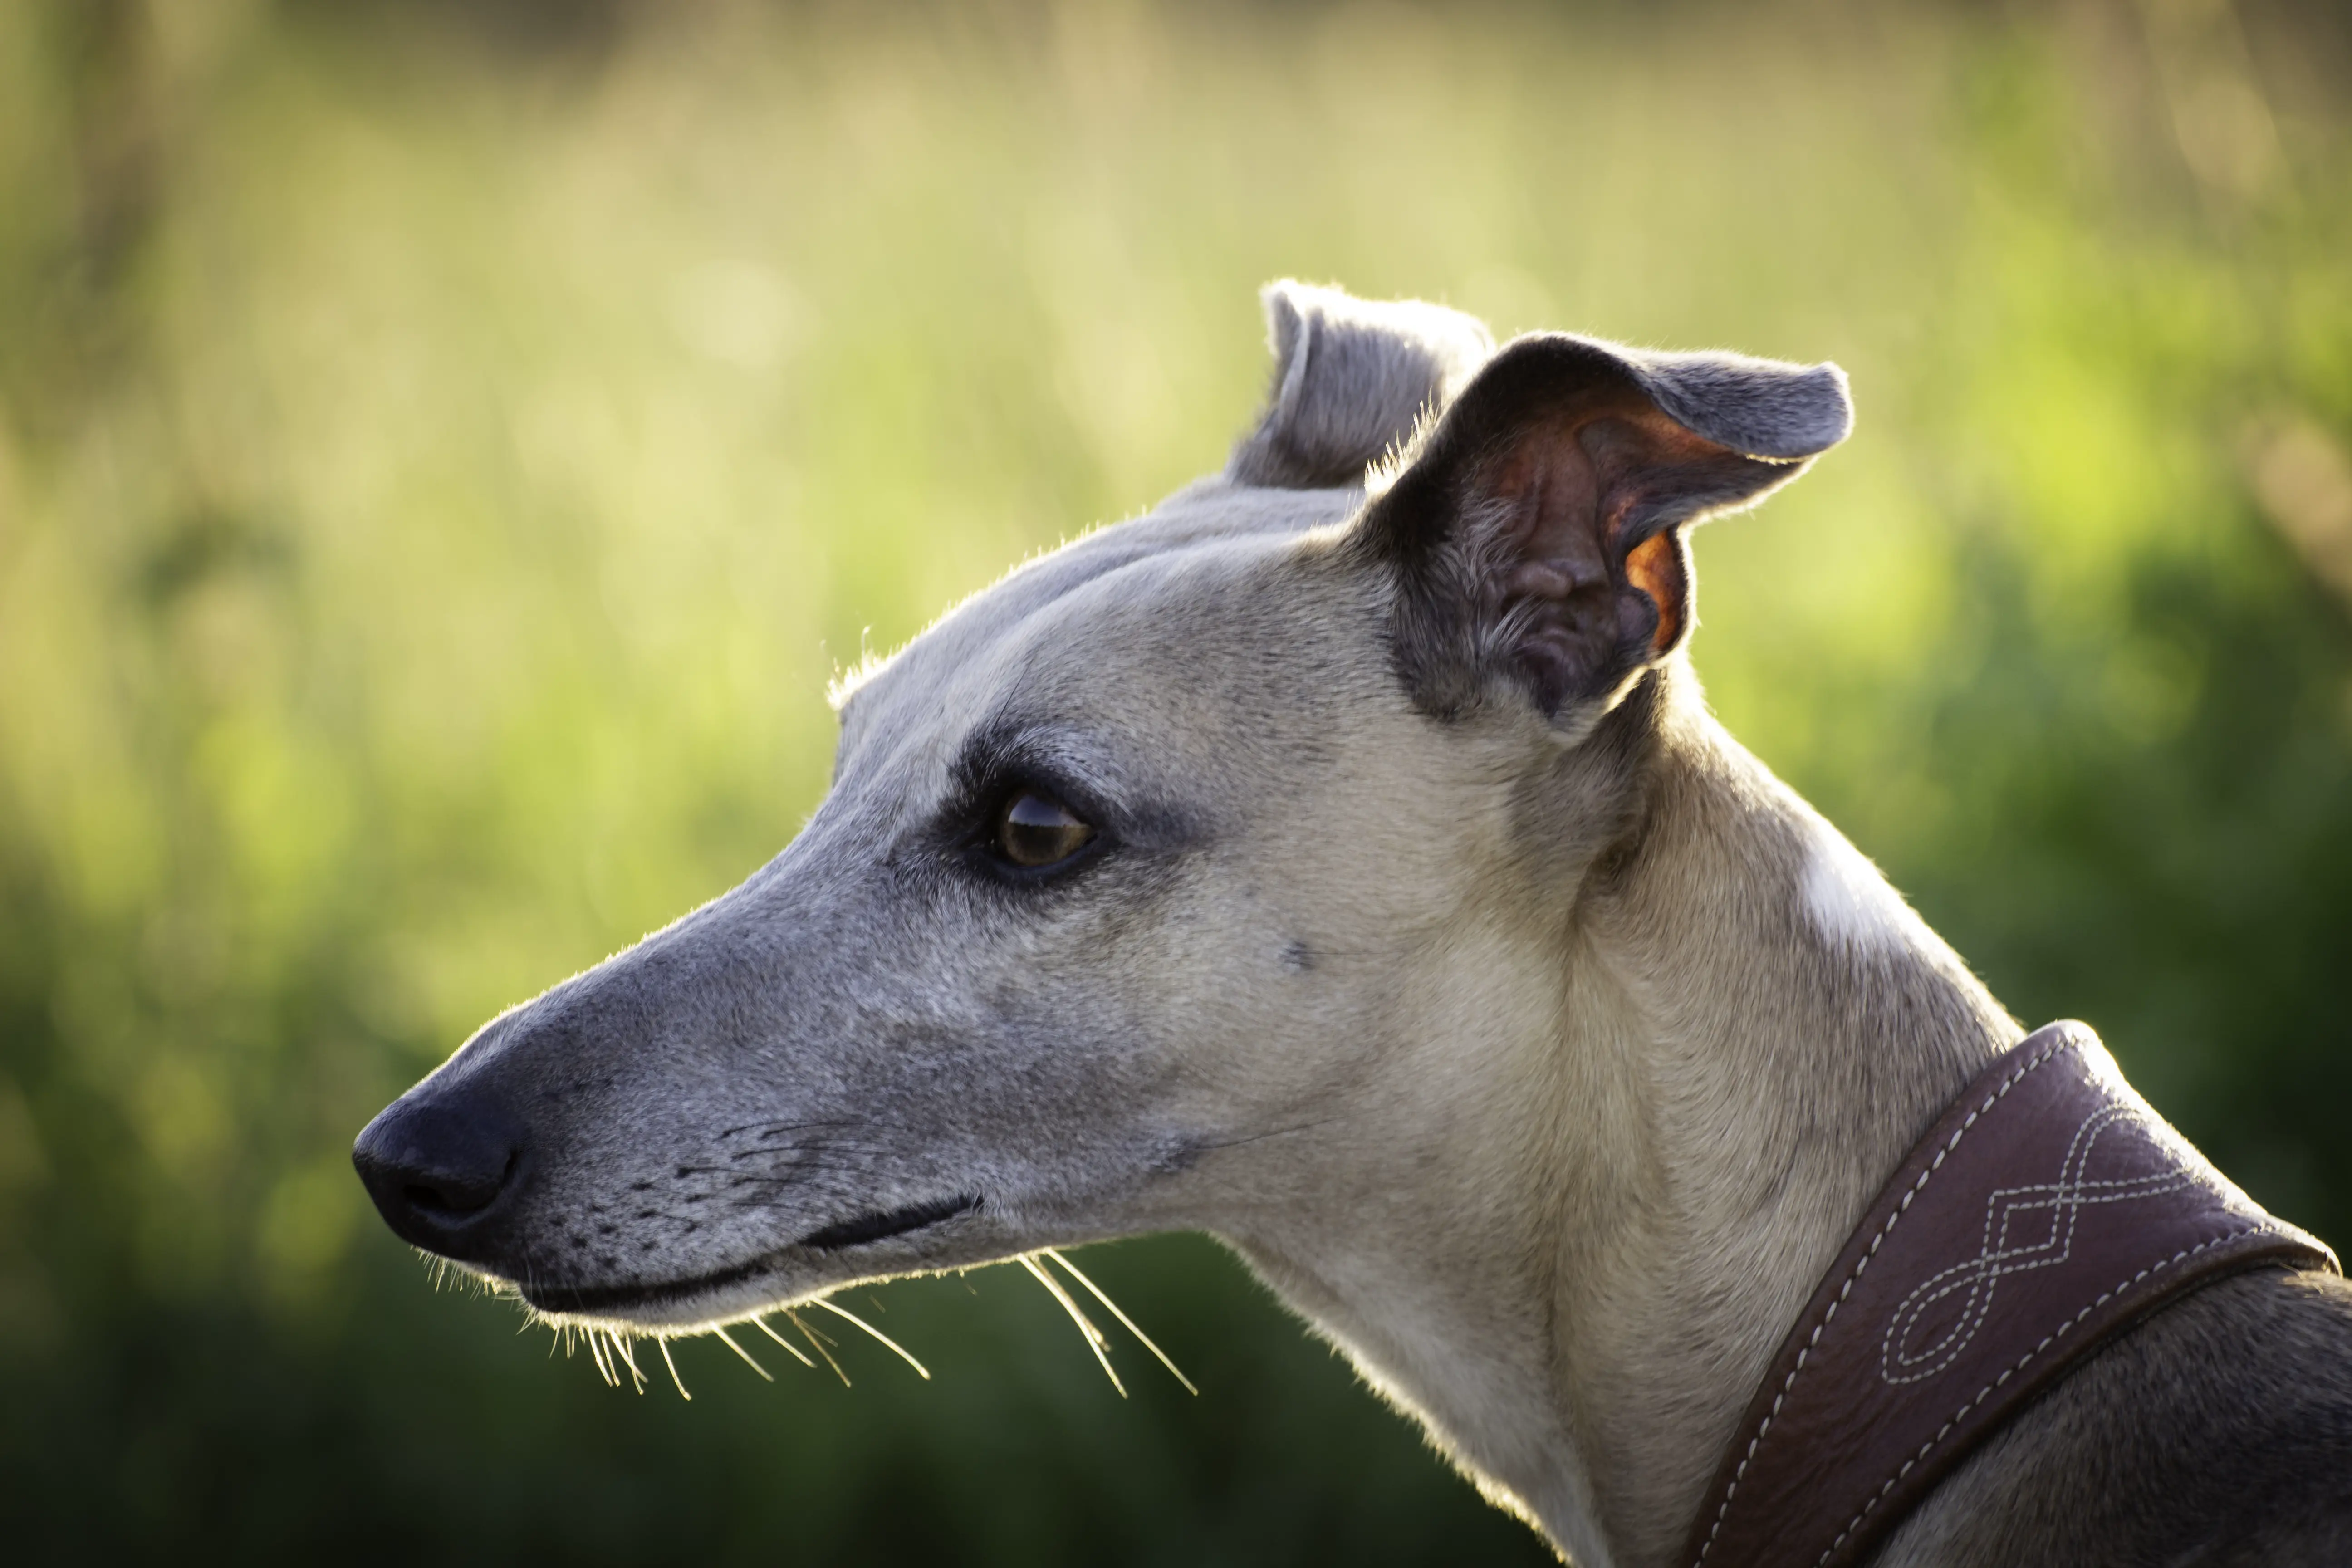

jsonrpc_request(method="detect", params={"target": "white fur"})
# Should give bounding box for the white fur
[1800,821,1913,953]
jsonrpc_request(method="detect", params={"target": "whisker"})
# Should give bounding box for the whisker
[731,1153,892,1169]
[813,1297,930,1380]
[723,1162,876,1183]
[612,1333,649,1394]
[716,1165,886,1188]
[715,1117,865,1140]
[726,1152,885,1169]
[657,1336,693,1400]
[709,1324,774,1382]
[785,1308,851,1387]
[725,1145,896,1164]
[731,1132,898,1147]
[1019,1252,1125,1398]
[752,1314,818,1368]
[518,1244,545,1321]
[1043,1248,1196,1396]
[588,1328,619,1387]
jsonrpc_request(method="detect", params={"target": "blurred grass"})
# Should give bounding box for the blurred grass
[0,0,2348,1561]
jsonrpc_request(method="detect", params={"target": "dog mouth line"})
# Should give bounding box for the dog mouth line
[796,1191,983,1251]
[519,1191,984,1315]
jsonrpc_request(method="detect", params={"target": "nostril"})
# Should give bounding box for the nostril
[401,1181,483,1219]
[353,1093,526,1247]
[396,1151,515,1220]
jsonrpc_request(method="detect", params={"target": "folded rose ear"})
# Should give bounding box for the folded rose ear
[1229,281,1496,490]
[1354,333,1852,722]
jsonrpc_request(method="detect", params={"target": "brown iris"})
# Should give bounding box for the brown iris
[993,789,1095,868]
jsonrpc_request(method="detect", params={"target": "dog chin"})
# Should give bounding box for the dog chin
[518,1264,804,1331]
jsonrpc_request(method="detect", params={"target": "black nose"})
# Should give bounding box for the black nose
[352,1091,526,1255]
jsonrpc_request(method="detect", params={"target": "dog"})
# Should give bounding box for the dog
[355,283,2352,1565]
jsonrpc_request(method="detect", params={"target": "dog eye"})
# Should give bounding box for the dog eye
[993,789,1095,869]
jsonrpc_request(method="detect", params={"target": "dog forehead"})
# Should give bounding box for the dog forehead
[838,479,1367,762]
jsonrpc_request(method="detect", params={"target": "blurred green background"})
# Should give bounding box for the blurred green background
[1,0,2348,1561]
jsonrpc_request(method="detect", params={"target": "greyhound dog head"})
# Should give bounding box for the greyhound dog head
[357,284,2007,1563]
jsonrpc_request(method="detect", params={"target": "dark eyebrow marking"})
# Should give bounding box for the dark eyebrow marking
[921,717,1206,870]
[943,719,1119,816]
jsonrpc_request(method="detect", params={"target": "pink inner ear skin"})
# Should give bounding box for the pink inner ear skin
[1580,406,1745,660]
[1365,337,1830,719]
[1484,406,1697,691]
[1484,427,1634,709]
[1490,427,1606,580]
[1622,531,1684,654]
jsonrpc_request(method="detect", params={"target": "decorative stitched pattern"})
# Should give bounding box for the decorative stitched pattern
[1877,1103,2193,1385]
[1686,1029,2077,1568]
[1813,1224,2285,1567]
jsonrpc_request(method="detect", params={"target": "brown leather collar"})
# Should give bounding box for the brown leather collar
[1681,1021,2339,1568]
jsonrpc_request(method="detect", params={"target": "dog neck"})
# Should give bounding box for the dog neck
[1224,666,2022,1568]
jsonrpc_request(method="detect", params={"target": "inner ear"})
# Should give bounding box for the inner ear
[1622,532,1686,653]
[1356,334,1850,723]
[1490,408,1747,696]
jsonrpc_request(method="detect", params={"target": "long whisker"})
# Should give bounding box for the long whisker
[728,1132,901,1149]
[710,1324,774,1382]
[786,1308,852,1387]
[752,1314,818,1367]
[1042,1248,1196,1396]
[722,1164,882,1187]
[1019,1252,1125,1398]
[612,1333,648,1395]
[723,1177,879,1194]
[588,1328,619,1387]
[676,1160,882,1177]
[813,1297,930,1380]
[657,1336,693,1400]
[725,1145,897,1164]
[715,1117,867,1140]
